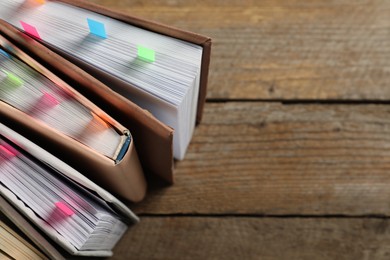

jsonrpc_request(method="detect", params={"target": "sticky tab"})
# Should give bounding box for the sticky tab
[87,18,107,38]
[0,49,11,58]
[55,202,74,216]
[0,145,16,157]
[91,112,109,128]
[40,92,60,108]
[137,45,155,62]
[20,21,41,39]
[29,92,60,115]
[2,71,23,87]
[30,0,45,4]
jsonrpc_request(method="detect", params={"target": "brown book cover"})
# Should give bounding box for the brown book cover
[0,122,138,256]
[57,0,212,124]
[0,20,175,184]
[0,196,67,260]
[0,33,147,202]
[0,0,211,183]
[0,218,48,259]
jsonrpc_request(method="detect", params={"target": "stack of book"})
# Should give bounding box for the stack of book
[0,0,211,258]
[0,216,47,260]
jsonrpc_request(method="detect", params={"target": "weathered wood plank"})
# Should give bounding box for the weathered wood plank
[113,217,390,260]
[89,0,390,100]
[129,102,390,215]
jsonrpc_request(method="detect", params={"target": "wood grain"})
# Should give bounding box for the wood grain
[130,102,390,215]
[80,1,390,259]
[113,217,390,260]
[89,0,390,100]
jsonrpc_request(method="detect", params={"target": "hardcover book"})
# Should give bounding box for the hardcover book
[0,0,211,163]
[0,0,211,257]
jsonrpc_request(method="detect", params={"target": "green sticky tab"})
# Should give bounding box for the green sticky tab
[137,45,155,62]
[5,71,23,87]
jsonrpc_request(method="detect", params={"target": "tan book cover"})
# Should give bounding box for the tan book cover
[0,122,138,257]
[0,33,147,202]
[0,0,211,182]
[0,220,48,260]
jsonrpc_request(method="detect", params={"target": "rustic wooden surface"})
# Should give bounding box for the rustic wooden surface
[112,217,390,260]
[132,103,390,216]
[93,0,390,101]
[87,0,390,259]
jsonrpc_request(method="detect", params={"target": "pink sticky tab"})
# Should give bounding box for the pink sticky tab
[40,92,60,108]
[20,21,41,39]
[0,145,16,157]
[55,202,74,216]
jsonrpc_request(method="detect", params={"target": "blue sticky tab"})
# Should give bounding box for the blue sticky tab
[87,18,107,39]
[0,49,11,58]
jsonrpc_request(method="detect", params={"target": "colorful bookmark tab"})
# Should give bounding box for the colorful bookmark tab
[55,202,74,216]
[0,145,16,157]
[2,71,23,87]
[0,49,11,58]
[30,0,46,4]
[87,18,107,39]
[91,112,109,128]
[39,92,60,108]
[29,92,59,115]
[137,45,155,62]
[20,21,41,39]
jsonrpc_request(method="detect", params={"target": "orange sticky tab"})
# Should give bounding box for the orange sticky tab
[30,0,45,4]
[92,113,109,128]
[97,113,114,126]
[55,202,74,216]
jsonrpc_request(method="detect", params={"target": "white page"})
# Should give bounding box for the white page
[0,47,121,159]
[0,0,203,159]
[0,137,127,251]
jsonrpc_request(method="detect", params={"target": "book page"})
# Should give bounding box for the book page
[0,221,47,260]
[0,135,127,252]
[0,0,203,159]
[0,47,122,159]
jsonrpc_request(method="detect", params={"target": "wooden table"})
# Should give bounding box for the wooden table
[90,1,390,259]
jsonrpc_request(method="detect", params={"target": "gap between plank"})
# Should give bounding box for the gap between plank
[137,213,390,219]
[206,98,390,105]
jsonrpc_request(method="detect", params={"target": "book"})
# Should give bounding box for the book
[0,33,147,202]
[0,20,175,184]
[0,121,137,257]
[0,0,211,161]
[0,42,122,160]
[0,1,211,258]
[0,218,47,260]
[1,196,67,260]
